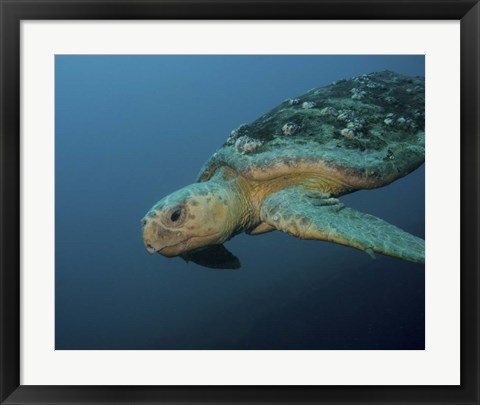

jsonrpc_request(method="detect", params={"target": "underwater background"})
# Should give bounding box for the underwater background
[55,55,425,350]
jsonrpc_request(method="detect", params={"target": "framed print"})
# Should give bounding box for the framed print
[0,0,479,404]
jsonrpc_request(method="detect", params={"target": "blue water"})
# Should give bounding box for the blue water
[55,55,425,350]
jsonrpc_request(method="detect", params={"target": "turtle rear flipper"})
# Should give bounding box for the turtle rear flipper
[260,188,425,264]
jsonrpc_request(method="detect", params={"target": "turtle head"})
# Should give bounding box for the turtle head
[142,182,233,257]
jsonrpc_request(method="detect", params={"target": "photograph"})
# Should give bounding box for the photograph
[55,55,425,350]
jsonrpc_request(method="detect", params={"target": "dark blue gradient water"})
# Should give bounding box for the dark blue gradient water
[55,55,425,350]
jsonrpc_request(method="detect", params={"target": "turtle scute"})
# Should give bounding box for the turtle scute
[198,70,424,188]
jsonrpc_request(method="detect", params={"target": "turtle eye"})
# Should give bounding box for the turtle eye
[170,209,181,222]
[165,206,186,227]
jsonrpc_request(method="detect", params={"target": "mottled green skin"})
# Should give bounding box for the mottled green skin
[198,70,424,189]
[261,188,424,264]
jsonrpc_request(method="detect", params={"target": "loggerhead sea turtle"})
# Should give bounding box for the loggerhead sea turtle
[142,71,425,269]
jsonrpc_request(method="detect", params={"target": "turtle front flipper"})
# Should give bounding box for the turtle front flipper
[181,244,241,269]
[259,188,424,264]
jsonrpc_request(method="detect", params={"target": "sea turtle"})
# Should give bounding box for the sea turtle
[142,70,425,269]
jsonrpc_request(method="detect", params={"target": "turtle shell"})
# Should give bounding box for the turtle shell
[198,71,425,191]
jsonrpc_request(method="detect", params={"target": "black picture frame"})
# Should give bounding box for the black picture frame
[1,1,478,404]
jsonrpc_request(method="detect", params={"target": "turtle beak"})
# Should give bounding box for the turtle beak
[145,244,158,254]
[142,216,162,254]
[142,216,182,256]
